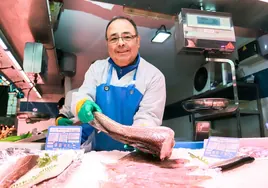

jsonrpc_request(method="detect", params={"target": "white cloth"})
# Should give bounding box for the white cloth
[71,57,166,127]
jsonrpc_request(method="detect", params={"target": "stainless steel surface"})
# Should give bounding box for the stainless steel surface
[17,112,50,119]
[206,58,241,137]
[17,111,50,124]
[174,8,236,54]
[256,86,265,137]
[206,58,238,105]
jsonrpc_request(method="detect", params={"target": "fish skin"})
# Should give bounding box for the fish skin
[91,112,175,160]
[0,155,39,188]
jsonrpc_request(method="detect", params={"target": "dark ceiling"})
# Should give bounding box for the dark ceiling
[94,0,268,32]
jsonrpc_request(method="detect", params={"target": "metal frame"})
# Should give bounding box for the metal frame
[191,58,264,140]
[256,85,265,137]
[206,58,241,138]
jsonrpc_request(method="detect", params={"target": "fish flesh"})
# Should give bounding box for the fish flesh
[0,155,39,188]
[91,112,175,161]
[101,152,211,188]
[118,151,190,168]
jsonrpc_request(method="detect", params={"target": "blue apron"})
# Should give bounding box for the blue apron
[93,58,143,151]
[81,123,95,144]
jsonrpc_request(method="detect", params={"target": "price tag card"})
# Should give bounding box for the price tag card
[203,136,240,159]
[45,126,82,150]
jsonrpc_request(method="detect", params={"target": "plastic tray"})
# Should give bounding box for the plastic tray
[174,141,204,149]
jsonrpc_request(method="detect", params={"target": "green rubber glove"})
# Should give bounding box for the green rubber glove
[124,144,135,151]
[124,145,156,157]
[134,148,157,158]
[57,117,73,125]
[78,100,102,123]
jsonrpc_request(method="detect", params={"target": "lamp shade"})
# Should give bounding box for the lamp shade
[151,25,171,43]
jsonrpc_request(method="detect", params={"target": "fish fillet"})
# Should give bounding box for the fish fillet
[11,152,74,188]
[91,112,175,160]
[0,155,39,188]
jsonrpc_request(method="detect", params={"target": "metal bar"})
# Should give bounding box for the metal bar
[205,58,241,137]
[256,84,265,137]
[192,113,196,140]
[236,109,242,138]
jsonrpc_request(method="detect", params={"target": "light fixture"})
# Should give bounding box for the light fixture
[2,46,42,98]
[151,25,171,43]
[0,38,7,50]
[33,87,42,98]
[87,0,114,10]
[5,51,22,70]
[259,0,268,2]
[0,75,10,85]
[19,70,31,83]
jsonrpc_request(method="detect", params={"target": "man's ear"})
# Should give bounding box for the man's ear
[136,35,141,48]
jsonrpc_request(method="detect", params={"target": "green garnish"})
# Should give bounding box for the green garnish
[0,132,32,142]
[188,152,209,165]
[37,153,58,168]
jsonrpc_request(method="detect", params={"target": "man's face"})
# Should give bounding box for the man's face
[106,19,140,67]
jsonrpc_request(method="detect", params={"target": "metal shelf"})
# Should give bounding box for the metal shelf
[191,81,264,139]
[194,109,260,121]
[192,82,258,101]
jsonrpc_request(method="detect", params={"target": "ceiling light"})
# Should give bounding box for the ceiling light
[88,0,114,10]
[5,51,22,70]
[0,75,10,85]
[0,38,7,50]
[151,25,171,43]
[259,0,268,2]
[19,70,31,83]
[33,87,42,98]
[29,82,34,87]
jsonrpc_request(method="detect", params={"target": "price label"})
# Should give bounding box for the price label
[45,126,82,150]
[203,136,240,159]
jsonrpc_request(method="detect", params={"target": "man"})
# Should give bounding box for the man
[56,89,77,126]
[57,97,65,111]
[71,16,166,151]
[55,88,95,144]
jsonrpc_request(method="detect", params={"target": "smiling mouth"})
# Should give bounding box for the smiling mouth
[117,50,129,54]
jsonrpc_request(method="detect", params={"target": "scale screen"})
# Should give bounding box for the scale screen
[186,13,232,30]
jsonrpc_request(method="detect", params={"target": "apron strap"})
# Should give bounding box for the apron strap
[106,55,141,86]
[106,64,113,86]
[133,55,140,81]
